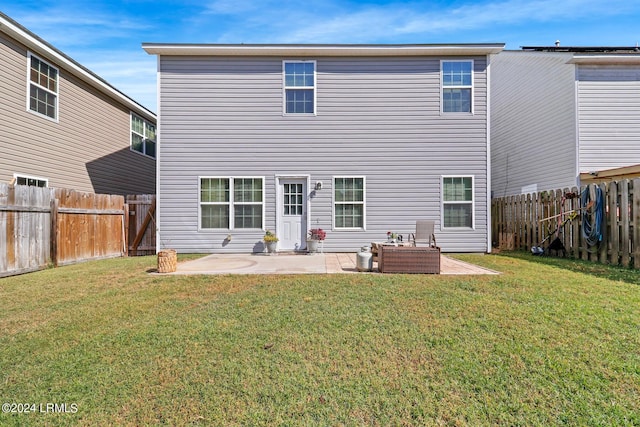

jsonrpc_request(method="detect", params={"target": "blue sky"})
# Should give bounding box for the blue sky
[4,0,639,113]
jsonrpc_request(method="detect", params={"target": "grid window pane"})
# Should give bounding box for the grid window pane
[443,177,473,201]
[285,62,314,87]
[335,177,363,202]
[234,178,262,203]
[234,205,263,229]
[29,86,57,119]
[335,204,364,228]
[201,205,229,229]
[444,204,472,228]
[443,88,471,113]
[285,89,314,114]
[131,133,144,154]
[443,61,472,86]
[201,178,229,203]
[283,183,303,216]
[145,140,156,158]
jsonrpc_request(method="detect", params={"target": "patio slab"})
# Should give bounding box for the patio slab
[165,253,499,275]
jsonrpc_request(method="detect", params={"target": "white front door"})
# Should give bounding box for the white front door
[278,178,307,251]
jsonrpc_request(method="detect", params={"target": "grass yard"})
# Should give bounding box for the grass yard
[0,253,639,426]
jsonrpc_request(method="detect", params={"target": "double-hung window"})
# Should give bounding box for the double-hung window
[28,53,58,120]
[334,177,365,229]
[283,61,315,114]
[131,113,156,158]
[441,60,473,113]
[200,177,263,229]
[442,176,474,228]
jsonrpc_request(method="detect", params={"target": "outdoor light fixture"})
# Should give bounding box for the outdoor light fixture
[315,181,323,190]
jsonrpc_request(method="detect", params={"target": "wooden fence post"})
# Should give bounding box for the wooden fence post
[633,178,640,269]
[50,197,59,267]
[123,203,129,257]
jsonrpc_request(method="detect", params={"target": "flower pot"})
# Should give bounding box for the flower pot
[307,239,319,254]
[265,241,277,254]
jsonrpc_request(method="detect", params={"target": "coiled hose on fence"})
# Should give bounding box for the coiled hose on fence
[581,186,604,249]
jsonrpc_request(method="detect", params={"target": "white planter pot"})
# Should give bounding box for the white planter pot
[307,239,320,253]
[265,241,277,254]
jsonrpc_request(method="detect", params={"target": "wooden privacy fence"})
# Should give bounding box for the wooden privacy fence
[492,179,640,269]
[0,183,156,278]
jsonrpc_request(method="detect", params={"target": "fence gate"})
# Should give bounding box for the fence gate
[126,195,156,256]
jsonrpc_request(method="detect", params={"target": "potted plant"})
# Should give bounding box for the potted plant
[263,230,278,254]
[307,228,326,253]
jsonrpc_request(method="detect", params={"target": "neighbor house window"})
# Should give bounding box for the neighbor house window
[14,173,48,188]
[283,61,315,114]
[131,113,156,158]
[442,176,474,228]
[28,53,58,120]
[334,177,365,229]
[441,60,473,113]
[200,177,263,229]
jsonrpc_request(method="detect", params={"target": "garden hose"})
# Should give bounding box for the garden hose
[581,186,604,249]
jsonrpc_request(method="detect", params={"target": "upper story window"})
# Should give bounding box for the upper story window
[283,61,316,115]
[28,53,58,120]
[441,60,473,113]
[131,113,156,158]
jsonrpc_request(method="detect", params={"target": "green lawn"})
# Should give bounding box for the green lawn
[0,253,638,426]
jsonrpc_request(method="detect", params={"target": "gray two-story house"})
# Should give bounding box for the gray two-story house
[143,43,504,253]
[0,12,156,195]
[491,46,640,197]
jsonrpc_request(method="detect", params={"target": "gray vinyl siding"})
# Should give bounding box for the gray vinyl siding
[577,65,640,172]
[0,31,155,195]
[158,55,490,253]
[491,51,577,197]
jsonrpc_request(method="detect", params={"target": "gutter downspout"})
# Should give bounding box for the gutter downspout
[486,53,493,253]
[155,55,161,253]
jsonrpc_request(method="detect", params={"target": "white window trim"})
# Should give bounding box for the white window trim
[441,175,475,230]
[282,60,317,116]
[332,176,366,231]
[26,52,59,122]
[13,173,49,187]
[198,176,265,231]
[440,59,474,115]
[130,113,156,159]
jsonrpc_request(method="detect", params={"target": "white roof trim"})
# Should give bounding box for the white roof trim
[0,13,155,121]
[569,54,640,65]
[142,43,505,57]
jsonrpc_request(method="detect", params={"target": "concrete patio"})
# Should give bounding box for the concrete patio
[165,253,499,275]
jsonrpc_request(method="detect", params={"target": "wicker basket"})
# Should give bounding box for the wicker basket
[379,245,440,274]
[157,249,177,273]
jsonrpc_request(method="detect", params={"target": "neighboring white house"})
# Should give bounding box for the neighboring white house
[491,46,640,197]
[0,11,156,195]
[143,43,504,253]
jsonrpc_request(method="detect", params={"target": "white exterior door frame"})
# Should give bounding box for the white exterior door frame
[275,175,311,251]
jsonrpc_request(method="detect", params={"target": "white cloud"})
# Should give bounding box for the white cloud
[200,0,638,43]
